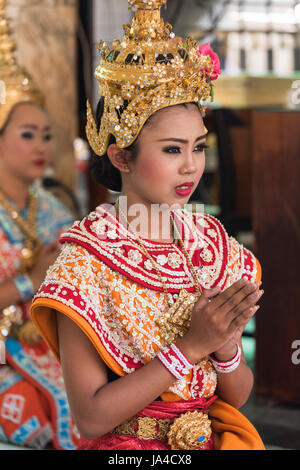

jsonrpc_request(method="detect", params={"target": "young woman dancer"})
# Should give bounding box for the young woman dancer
[31,0,265,450]
[0,1,78,449]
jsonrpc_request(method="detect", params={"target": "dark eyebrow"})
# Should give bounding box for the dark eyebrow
[156,134,207,144]
[19,125,51,132]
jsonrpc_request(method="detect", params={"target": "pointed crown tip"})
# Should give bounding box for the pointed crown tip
[128,0,167,10]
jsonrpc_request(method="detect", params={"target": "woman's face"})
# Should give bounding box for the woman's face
[123,104,207,208]
[0,103,53,184]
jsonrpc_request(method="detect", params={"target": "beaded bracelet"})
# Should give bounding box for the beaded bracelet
[209,344,241,374]
[156,343,194,380]
[13,274,35,302]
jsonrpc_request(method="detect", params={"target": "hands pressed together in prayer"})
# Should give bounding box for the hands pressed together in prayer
[177,278,263,364]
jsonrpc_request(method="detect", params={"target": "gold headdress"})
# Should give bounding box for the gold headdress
[0,0,45,130]
[87,0,221,157]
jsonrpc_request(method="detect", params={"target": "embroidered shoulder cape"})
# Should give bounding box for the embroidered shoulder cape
[31,205,261,402]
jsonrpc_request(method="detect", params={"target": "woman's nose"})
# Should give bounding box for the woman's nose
[180,153,197,174]
[35,138,48,154]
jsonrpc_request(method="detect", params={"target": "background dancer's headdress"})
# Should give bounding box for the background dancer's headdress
[87,0,221,157]
[0,0,45,130]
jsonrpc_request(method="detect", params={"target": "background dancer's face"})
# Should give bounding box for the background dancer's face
[109,103,207,208]
[0,103,53,184]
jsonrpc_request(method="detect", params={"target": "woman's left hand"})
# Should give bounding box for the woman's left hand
[213,305,260,361]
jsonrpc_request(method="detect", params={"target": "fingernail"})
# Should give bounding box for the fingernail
[250,305,260,313]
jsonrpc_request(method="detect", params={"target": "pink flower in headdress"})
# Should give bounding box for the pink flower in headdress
[196,43,221,81]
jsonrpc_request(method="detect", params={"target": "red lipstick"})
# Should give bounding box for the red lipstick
[33,160,46,167]
[175,182,194,197]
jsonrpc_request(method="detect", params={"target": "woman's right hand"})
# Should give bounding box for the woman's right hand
[29,241,61,291]
[177,278,263,363]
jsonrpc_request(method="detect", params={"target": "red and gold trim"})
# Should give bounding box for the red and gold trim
[59,206,258,294]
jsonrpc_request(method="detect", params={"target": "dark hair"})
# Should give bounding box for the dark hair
[90,99,200,192]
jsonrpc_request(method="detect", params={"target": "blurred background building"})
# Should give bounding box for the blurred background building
[4,0,300,450]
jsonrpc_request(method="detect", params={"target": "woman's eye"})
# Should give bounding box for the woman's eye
[163,144,209,154]
[43,134,53,142]
[194,144,209,152]
[163,146,181,154]
[21,132,34,140]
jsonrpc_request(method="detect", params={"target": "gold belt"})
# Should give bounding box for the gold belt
[112,410,212,450]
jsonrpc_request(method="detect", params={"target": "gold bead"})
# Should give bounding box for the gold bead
[21,248,32,259]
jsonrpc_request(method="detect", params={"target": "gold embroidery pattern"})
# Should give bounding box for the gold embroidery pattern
[38,243,217,400]
[0,189,42,274]
[223,237,257,289]
[113,418,136,437]
[112,411,212,450]
[60,207,231,292]
[35,209,258,401]
[157,419,173,441]
[155,289,201,347]
[113,415,172,441]
[136,417,157,440]
[167,411,212,450]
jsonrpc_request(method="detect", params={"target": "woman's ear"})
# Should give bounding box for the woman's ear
[107,144,130,173]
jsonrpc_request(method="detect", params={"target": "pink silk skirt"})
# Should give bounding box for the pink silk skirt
[77,395,217,450]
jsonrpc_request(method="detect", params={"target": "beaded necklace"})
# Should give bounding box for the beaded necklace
[0,188,42,274]
[115,199,202,346]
